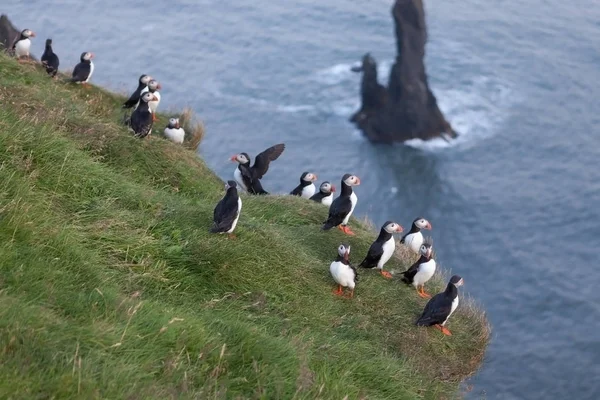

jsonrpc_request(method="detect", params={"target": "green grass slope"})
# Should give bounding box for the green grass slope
[0,53,490,399]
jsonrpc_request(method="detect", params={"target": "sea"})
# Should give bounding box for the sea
[5,0,600,398]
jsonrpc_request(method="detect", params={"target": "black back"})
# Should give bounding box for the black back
[71,54,91,83]
[211,182,240,233]
[415,281,458,326]
[322,178,353,230]
[130,101,153,138]
[41,39,59,77]
[359,225,393,269]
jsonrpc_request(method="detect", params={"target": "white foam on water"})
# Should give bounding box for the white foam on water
[405,75,516,152]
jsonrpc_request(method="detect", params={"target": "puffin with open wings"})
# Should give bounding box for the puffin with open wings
[231,143,285,195]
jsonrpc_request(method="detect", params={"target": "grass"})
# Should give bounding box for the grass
[0,52,490,400]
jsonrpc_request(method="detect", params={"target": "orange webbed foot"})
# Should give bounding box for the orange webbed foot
[341,226,355,236]
[332,285,344,296]
[152,114,158,122]
[380,270,393,279]
[439,325,452,336]
[344,290,355,299]
[227,233,237,240]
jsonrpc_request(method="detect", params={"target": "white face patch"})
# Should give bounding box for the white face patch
[337,244,349,257]
[142,75,152,84]
[344,175,360,186]
[320,182,332,193]
[236,154,249,164]
[303,173,317,182]
[141,92,154,103]
[384,222,401,234]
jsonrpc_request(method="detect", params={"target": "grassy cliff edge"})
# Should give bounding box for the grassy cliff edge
[0,53,489,399]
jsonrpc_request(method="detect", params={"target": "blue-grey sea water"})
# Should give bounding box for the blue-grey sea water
[5,0,600,398]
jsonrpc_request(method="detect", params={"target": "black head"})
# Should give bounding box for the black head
[319,181,335,194]
[139,74,152,85]
[80,52,94,62]
[45,38,52,47]
[300,171,318,183]
[21,29,35,38]
[418,237,434,259]
[412,217,432,230]
[225,180,237,190]
[337,243,351,261]
[341,174,361,187]
[450,275,464,287]
[382,221,403,234]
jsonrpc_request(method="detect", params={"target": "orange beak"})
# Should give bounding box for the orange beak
[151,94,159,101]
[157,83,162,90]
[330,185,336,192]
[426,222,432,230]
[175,122,180,129]
[312,174,318,182]
[230,155,238,162]
[355,177,361,185]
[343,250,350,261]
[30,32,36,37]
[89,53,95,59]
[396,225,404,233]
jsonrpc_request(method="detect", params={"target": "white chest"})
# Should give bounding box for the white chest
[342,192,358,224]
[86,61,95,82]
[164,127,185,144]
[301,183,316,199]
[15,39,31,57]
[444,296,460,325]
[148,91,161,113]
[233,168,247,191]
[378,237,396,268]
[321,193,333,207]
[403,231,423,254]
[413,258,436,286]
[329,261,356,289]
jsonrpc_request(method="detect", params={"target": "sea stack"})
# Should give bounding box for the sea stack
[350,0,457,143]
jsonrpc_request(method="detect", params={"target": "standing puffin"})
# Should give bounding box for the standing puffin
[70,52,95,87]
[290,172,318,198]
[322,174,361,235]
[400,217,432,254]
[416,275,464,336]
[123,74,152,109]
[210,180,242,239]
[163,118,185,144]
[400,238,436,298]
[130,92,157,138]
[41,39,59,77]
[329,243,358,298]
[358,221,404,279]
[231,143,285,195]
[12,29,35,62]
[309,181,336,206]
[140,79,162,121]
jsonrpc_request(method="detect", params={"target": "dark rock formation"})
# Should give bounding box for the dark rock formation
[350,0,457,143]
[0,14,36,60]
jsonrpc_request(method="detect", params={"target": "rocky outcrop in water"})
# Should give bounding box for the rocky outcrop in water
[350,0,457,143]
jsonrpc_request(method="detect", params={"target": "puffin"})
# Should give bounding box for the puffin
[400,217,432,254]
[416,275,464,336]
[329,243,358,298]
[41,39,59,77]
[400,237,436,298]
[210,180,242,239]
[322,174,361,235]
[309,181,336,206]
[70,52,95,87]
[140,79,162,121]
[163,117,185,144]
[123,74,152,109]
[290,172,318,198]
[358,220,404,279]
[231,143,285,195]
[129,92,157,138]
[12,29,35,61]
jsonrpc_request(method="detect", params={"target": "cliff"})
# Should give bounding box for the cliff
[351,0,457,143]
[0,29,488,399]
